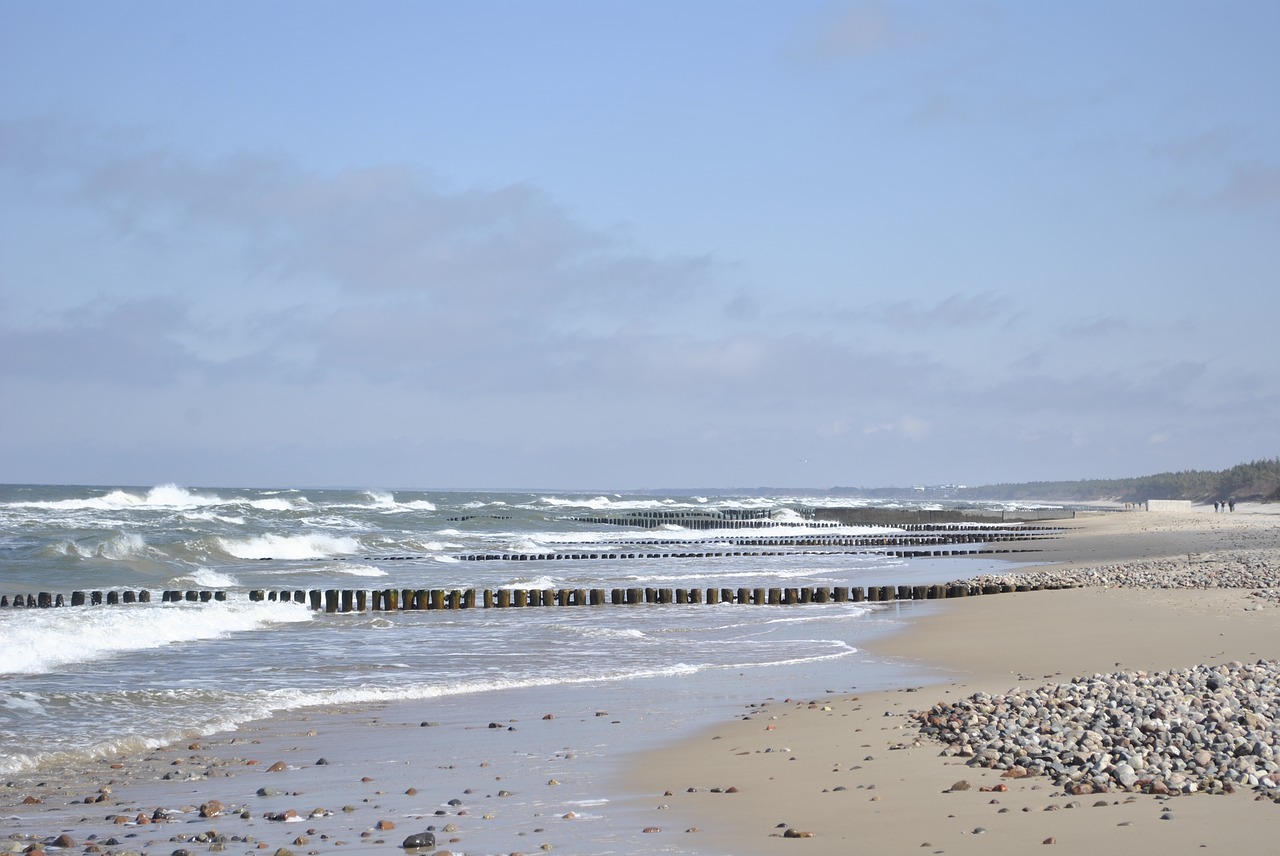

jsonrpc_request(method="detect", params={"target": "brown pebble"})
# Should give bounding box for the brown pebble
[375,819,395,830]
[948,780,971,792]
[267,761,287,772]
[1043,837,1056,845]
[642,827,661,833]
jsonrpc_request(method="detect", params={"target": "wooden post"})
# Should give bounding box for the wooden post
[325,590,338,613]
[341,590,354,612]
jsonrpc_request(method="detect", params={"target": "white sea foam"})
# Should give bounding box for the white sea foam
[181,510,247,524]
[539,495,680,511]
[407,540,450,552]
[401,500,438,511]
[175,568,240,588]
[499,575,558,590]
[0,601,313,676]
[8,484,223,511]
[331,563,389,578]
[580,627,646,640]
[54,532,154,561]
[217,533,362,560]
[247,497,300,512]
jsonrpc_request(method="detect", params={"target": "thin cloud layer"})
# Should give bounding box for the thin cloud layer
[1,3,1277,488]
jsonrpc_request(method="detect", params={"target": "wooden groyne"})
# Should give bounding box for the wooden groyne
[4,524,1071,612]
[3,579,1072,612]
[2,590,226,607]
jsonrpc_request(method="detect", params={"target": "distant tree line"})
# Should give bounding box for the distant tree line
[830,458,1280,504]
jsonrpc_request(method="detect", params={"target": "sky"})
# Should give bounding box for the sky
[1,1,1277,491]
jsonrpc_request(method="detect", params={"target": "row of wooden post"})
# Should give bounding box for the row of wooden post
[245,581,1067,613]
[4,582,1068,612]
[1,590,226,608]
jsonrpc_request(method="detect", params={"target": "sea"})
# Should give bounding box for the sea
[0,483,1056,850]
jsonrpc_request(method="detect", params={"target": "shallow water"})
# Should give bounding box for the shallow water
[0,484,1036,782]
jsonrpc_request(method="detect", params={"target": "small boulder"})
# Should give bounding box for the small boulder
[401,831,435,849]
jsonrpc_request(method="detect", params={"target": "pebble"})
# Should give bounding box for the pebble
[916,659,1280,795]
[954,548,1280,602]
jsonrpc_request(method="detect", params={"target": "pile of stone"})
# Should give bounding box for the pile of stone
[914,659,1280,795]
[954,549,1280,604]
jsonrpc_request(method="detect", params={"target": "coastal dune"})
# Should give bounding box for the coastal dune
[622,506,1280,854]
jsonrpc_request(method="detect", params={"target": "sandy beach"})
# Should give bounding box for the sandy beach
[4,504,1279,855]
[622,504,1280,854]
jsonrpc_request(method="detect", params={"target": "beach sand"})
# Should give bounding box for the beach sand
[5,504,1278,855]
[621,504,1280,854]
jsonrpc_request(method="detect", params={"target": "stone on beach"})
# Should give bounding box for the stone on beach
[915,659,1280,795]
[401,834,437,849]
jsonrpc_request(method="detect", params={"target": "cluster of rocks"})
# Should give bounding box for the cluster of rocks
[915,659,1280,796]
[954,549,1280,604]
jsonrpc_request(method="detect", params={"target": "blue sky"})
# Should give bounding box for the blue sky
[2,1,1277,490]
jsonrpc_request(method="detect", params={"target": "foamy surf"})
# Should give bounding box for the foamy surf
[216,532,362,560]
[0,600,313,676]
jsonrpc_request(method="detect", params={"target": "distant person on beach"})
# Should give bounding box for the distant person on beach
[1229,500,1236,512]
[1215,501,1220,512]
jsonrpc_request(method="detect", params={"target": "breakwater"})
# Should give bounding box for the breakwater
[5,522,1073,611]
[2,577,1073,612]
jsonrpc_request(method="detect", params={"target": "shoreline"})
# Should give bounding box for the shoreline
[619,505,1280,854]
[5,505,1278,854]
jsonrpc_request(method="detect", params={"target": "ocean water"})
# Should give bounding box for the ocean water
[0,484,1041,783]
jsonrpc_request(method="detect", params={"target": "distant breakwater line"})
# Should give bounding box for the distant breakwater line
[2,579,1077,613]
[371,524,1069,563]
